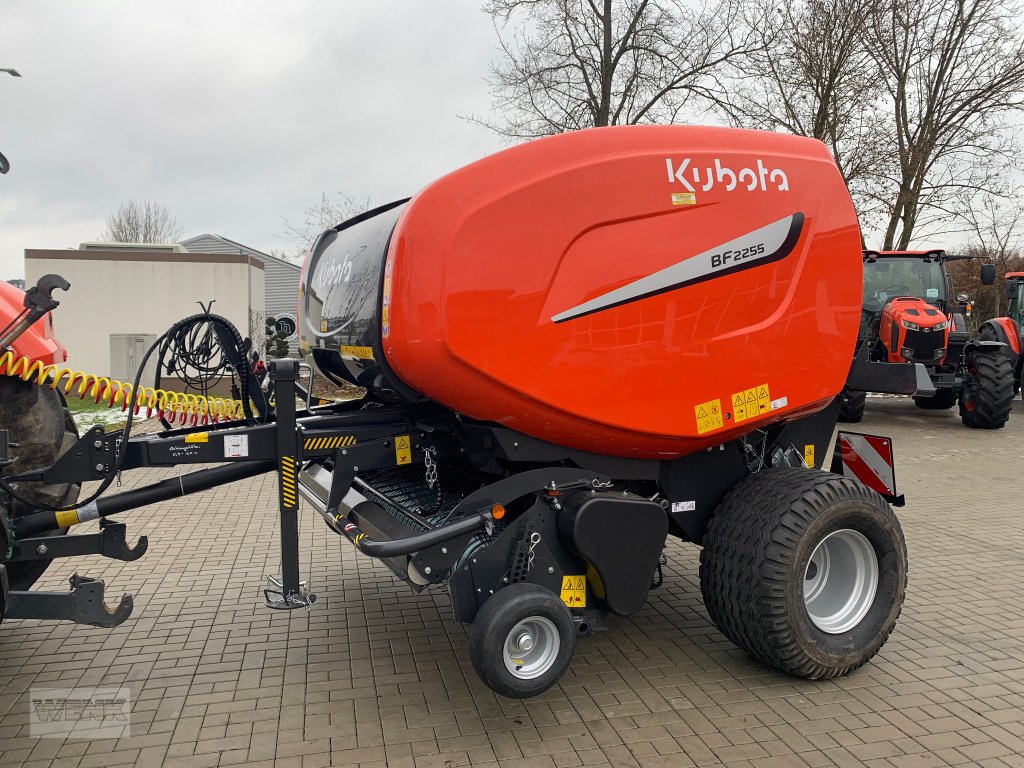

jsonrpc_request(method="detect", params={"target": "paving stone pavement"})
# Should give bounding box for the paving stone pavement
[1,398,1023,768]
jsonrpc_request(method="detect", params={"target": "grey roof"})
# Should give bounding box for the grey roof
[181,233,302,354]
[180,234,300,272]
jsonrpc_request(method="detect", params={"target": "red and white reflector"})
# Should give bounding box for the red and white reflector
[836,432,896,498]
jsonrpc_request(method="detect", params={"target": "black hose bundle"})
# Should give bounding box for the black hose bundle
[0,312,261,513]
[154,312,256,425]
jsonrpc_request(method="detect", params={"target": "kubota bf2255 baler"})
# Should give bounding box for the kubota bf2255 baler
[1,126,909,698]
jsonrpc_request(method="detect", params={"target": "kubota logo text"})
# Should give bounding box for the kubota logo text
[666,158,790,193]
[314,253,354,292]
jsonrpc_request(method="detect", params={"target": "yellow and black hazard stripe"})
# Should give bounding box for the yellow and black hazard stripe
[280,456,298,508]
[302,435,357,451]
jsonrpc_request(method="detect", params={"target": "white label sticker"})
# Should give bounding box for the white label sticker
[671,501,696,513]
[225,435,249,458]
[926,288,939,298]
[770,396,789,411]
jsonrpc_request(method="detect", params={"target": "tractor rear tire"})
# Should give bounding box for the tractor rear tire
[469,583,576,699]
[699,468,907,679]
[0,377,81,592]
[959,347,1013,429]
[912,388,958,410]
[837,387,866,423]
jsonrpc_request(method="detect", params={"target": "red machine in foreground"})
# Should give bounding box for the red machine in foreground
[2,126,908,698]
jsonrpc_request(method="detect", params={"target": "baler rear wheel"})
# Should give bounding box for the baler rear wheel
[959,347,1013,429]
[469,583,576,699]
[912,388,958,410]
[699,468,907,679]
[837,387,865,423]
[0,377,81,592]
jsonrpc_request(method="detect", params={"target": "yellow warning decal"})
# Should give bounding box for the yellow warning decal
[55,510,79,528]
[694,398,724,435]
[303,435,357,451]
[185,432,208,443]
[731,383,771,424]
[560,575,587,608]
[671,192,697,206]
[280,456,297,509]
[381,265,393,340]
[804,444,815,468]
[340,345,375,361]
[395,434,412,465]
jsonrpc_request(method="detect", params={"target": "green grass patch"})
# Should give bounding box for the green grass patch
[65,396,130,432]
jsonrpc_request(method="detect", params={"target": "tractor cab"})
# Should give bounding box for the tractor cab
[862,251,948,311]
[1007,272,1024,326]
[862,251,953,364]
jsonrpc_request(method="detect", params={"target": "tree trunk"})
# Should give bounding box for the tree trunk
[596,0,613,126]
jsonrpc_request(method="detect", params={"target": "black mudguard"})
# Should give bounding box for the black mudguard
[557,491,667,616]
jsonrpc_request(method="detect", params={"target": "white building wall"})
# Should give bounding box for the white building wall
[24,252,264,377]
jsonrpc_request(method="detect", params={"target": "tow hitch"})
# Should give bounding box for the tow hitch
[1,568,134,627]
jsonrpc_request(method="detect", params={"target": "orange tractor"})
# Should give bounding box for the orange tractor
[840,251,1016,428]
[992,271,1023,397]
[2,126,910,698]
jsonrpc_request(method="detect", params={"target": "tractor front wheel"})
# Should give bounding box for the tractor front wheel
[469,583,576,698]
[912,388,958,410]
[837,387,866,423]
[700,468,907,679]
[959,347,1013,429]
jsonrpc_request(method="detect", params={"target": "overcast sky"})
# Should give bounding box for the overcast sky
[0,1,506,278]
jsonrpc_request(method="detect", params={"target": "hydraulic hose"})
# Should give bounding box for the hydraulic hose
[12,460,277,537]
[0,351,246,424]
[328,505,495,558]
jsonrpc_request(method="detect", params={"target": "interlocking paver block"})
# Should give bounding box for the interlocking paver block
[1,399,1023,767]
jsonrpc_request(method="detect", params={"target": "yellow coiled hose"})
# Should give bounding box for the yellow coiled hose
[0,350,247,425]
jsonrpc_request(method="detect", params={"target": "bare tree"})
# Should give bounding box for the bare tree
[718,0,890,226]
[475,0,763,139]
[278,191,372,258]
[947,189,1024,319]
[100,199,183,243]
[868,0,1024,250]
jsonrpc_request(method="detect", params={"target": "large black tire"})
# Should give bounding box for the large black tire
[979,322,1022,397]
[912,388,958,410]
[959,347,1013,429]
[0,377,80,591]
[700,468,907,679]
[837,387,866,423]
[469,583,576,698]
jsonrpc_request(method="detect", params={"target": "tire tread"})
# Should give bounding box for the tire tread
[699,468,907,680]
[960,349,1013,429]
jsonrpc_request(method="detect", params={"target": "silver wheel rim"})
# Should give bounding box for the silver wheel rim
[502,617,560,680]
[803,529,879,634]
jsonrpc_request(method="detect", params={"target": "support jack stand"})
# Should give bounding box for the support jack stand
[263,575,316,610]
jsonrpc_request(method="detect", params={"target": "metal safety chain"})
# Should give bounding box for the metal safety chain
[421,446,443,515]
